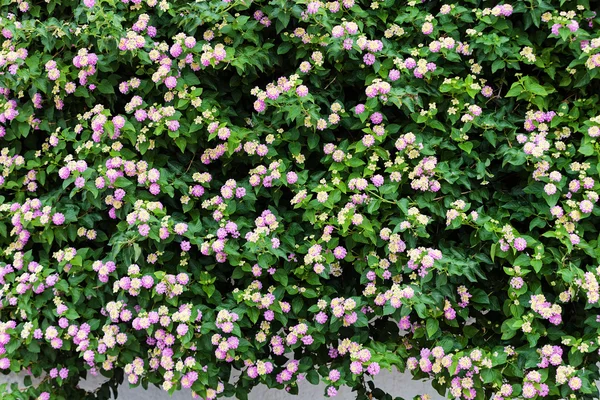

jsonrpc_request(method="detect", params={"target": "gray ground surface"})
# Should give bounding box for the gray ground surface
[0,369,445,399]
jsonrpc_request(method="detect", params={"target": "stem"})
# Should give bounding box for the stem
[366,190,396,204]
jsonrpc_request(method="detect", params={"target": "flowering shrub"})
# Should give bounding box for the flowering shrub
[1,0,600,399]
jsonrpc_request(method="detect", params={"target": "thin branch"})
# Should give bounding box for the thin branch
[185,153,196,173]
[324,76,337,90]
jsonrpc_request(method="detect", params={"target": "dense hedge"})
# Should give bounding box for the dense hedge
[1,0,600,399]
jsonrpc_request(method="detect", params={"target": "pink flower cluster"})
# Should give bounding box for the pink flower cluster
[490,4,514,17]
[246,359,274,378]
[253,10,271,27]
[285,323,313,346]
[211,333,239,361]
[72,48,98,86]
[0,46,27,75]
[530,294,562,325]
[407,247,443,277]
[275,359,300,384]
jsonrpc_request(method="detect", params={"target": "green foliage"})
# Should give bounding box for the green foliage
[0,0,600,399]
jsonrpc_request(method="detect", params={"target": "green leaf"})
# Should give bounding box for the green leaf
[505,82,523,97]
[277,43,293,55]
[426,318,439,338]
[247,307,259,324]
[306,370,319,385]
[175,137,187,153]
[183,71,201,86]
[97,80,115,94]
[491,59,505,73]
[481,368,501,384]
[65,308,80,319]
[292,297,303,315]
[458,142,473,154]
[523,79,547,96]
[428,120,445,131]
[289,141,301,155]
[579,142,594,156]
[307,133,320,149]
[470,289,489,305]
[273,269,288,287]
[531,260,543,273]
[203,284,215,298]
[483,130,497,147]
[27,341,41,354]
